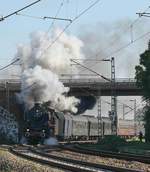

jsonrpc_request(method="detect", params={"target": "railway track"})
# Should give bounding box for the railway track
[9,146,110,172]
[62,145,150,164]
[7,145,150,172]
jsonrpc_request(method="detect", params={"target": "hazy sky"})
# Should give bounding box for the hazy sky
[0,0,149,65]
[0,0,149,118]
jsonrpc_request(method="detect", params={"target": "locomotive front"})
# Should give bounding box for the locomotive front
[24,103,55,144]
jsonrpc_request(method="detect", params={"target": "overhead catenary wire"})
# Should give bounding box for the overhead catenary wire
[46,0,65,34]
[21,0,102,81]
[0,0,42,22]
[78,5,150,73]
[76,86,142,118]
[0,0,66,73]
[0,0,101,93]
[40,0,101,58]
[5,1,101,91]
[124,102,145,116]
[78,29,150,74]
[71,59,111,82]
[15,12,72,22]
[0,58,19,71]
[92,6,150,58]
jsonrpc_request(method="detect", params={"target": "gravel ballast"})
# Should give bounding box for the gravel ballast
[0,149,65,172]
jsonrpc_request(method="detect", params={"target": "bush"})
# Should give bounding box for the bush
[100,135,126,151]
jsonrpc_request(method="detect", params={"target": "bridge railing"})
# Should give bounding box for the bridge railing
[0,78,136,85]
[60,78,136,84]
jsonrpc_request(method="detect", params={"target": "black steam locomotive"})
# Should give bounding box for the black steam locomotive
[24,103,55,144]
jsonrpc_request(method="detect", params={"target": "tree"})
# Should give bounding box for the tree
[135,41,150,142]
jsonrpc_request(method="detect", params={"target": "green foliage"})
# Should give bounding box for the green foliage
[100,135,126,151]
[135,42,150,142]
[144,108,150,142]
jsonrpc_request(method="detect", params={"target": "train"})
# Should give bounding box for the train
[23,103,145,144]
[24,103,55,144]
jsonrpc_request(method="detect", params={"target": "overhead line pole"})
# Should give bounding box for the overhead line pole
[111,57,117,135]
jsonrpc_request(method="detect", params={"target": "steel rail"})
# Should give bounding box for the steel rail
[30,147,144,172]
[63,145,150,164]
[9,146,105,172]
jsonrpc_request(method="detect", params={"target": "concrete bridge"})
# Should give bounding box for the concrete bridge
[0,78,142,96]
[0,77,142,116]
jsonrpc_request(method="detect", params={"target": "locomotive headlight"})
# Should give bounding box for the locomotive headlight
[27,129,30,132]
[42,129,45,133]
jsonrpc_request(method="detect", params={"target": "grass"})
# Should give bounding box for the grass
[119,141,150,155]
[79,136,150,155]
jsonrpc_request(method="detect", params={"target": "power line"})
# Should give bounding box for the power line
[0,0,101,91]
[46,0,65,34]
[40,0,101,58]
[0,0,42,22]
[71,59,111,82]
[79,29,150,74]
[0,58,19,71]
[15,13,72,22]
[79,5,150,73]
[101,98,133,111]
[124,102,144,116]
[95,6,150,57]
[0,0,65,73]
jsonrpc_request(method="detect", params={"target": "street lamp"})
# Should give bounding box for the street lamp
[130,99,137,136]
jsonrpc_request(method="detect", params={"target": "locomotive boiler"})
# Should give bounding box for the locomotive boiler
[24,103,55,144]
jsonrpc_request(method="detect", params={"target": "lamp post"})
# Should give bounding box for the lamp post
[130,99,137,136]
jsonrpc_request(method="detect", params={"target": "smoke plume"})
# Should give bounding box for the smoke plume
[15,29,85,112]
[79,18,150,78]
[76,96,96,114]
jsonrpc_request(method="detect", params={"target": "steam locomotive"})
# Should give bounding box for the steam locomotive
[23,103,145,144]
[24,103,55,144]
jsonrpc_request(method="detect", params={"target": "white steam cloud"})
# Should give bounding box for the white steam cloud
[79,18,150,78]
[16,29,84,112]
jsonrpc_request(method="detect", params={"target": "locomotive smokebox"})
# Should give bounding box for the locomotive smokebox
[34,102,42,107]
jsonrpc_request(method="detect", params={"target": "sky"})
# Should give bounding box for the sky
[0,0,149,65]
[0,0,150,118]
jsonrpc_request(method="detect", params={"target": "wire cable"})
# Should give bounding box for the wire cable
[0,0,42,22]
[39,0,101,68]
[0,58,19,71]
[79,29,150,74]
[15,13,72,22]
[71,59,111,82]
[0,0,100,79]
[124,102,144,116]
[46,0,65,34]
[0,0,65,73]
[78,5,150,73]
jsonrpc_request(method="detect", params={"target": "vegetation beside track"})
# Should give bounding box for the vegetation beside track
[79,136,150,155]
[119,141,150,155]
[0,148,64,172]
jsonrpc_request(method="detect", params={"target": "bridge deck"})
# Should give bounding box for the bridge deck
[0,78,142,96]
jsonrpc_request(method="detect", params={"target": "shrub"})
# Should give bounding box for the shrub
[100,135,126,151]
